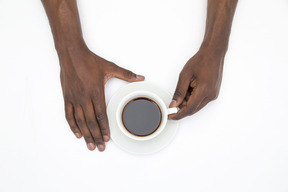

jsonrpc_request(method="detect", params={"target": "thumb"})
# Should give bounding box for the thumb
[169,74,190,108]
[113,66,145,82]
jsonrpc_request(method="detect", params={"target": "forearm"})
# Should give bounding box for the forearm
[200,0,238,54]
[41,0,86,53]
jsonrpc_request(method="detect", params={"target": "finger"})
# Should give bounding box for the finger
[82,103,105,152]
[74,105,96,151]
[64,103,82,139]
[170,87,205,120]
[113,65,145,82]
[169,74,191,108]
[92,91,110,143]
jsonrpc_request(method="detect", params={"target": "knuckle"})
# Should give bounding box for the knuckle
[87,120,97,129]
[65,113,73,122]
[100,125,108,132]
[124,70,134,79]
[108,61,118,67]
[174,88,186,98]
[186,107,196,116]
[208,91,219,101]
[210,93,218,101]
[96,113,106,122]
[179,71,188,78]
[108,62,117,68]
[76,118,84,126]
[64,95,71,102]
[91,89,101,99]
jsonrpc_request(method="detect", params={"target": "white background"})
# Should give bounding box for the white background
[1,0,288,191]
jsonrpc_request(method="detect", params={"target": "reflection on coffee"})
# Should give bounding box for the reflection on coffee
[122,97,162,136]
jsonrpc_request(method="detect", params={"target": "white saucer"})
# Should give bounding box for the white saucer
[107,82,179,155]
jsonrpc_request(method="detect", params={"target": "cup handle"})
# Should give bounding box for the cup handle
[167,107,178,115]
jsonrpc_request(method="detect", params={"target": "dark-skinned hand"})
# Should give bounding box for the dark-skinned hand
[59,45,145,151]
[169,47,225,120]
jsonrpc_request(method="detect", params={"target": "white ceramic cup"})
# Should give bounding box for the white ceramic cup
[116,90,178,141]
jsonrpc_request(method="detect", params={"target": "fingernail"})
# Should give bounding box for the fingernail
[103,135,110,142]
[75,132,81,138]
[97,144,105,152]
[136,75,145,80]
[87,143,95,150]
[169,100,177,108]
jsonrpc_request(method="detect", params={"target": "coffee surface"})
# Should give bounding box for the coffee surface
[122,97,162,136]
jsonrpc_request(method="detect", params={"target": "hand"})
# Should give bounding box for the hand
[59,44,145,151]
[169,47,225,120]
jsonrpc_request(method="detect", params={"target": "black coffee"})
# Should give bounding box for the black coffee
[122,97,162,136]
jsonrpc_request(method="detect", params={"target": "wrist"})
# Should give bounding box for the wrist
[56,40,90,69]
[55,37,87,54]
[199,37,228,58]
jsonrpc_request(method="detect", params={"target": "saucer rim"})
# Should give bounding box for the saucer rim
[107,81,179,155]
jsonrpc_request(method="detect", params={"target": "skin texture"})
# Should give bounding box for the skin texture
[169,0,238,120]
[41,0,238,151]
[42,0,145,151]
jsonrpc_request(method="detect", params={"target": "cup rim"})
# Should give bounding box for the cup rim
[116,90,168,141]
